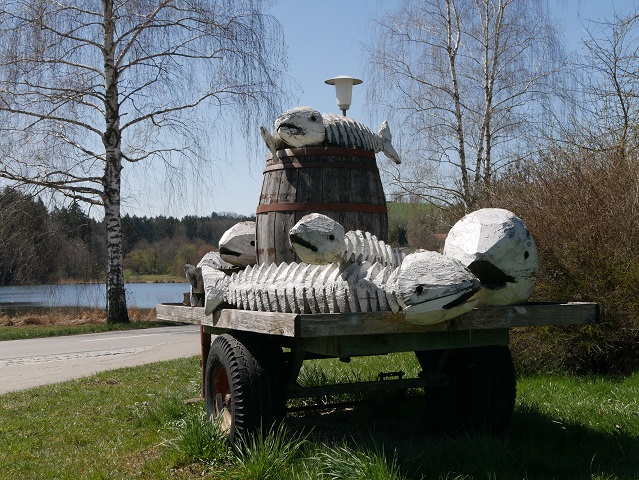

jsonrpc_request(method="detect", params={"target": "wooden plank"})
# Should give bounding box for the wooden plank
[449,302,599,329]
[298,329,509,357]
[210,309,296,337]
[335,329,510,356]
[156,302,599,338]
[156,303,209,325]
[297,302,599,337]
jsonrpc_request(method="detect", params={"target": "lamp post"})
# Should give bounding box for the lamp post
[325,75,362,116]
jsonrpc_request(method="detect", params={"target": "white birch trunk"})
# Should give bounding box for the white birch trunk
[102,0,129,324]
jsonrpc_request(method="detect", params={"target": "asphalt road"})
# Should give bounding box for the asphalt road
[0,325,202,395]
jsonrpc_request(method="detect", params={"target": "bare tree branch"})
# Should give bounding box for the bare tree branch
[0,0,289,323]
[366,0,564,210]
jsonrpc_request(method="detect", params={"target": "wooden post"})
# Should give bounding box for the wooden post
[200,325,211,398]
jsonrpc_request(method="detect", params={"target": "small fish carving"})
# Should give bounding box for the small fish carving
[260,106,401,164]
[288,213,405,267]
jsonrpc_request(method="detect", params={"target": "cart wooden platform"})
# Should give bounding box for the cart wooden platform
[157,302,598,441]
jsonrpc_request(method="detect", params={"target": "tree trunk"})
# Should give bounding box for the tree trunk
[446,0,472,209]
[104,170,129,324]
[102,0,129,324]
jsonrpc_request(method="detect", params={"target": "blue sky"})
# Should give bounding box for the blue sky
[121,0,639,219]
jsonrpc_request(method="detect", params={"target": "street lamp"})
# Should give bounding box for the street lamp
[325,75,362,116]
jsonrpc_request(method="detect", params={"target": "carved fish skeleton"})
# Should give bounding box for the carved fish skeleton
[201,250,481,326]
[260,106,401,164]
[288,213,405,267]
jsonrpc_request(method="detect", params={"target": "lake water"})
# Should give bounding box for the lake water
[0,283,189,312]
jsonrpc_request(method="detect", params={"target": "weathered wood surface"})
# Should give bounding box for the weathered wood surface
[156,302,599,338]
[255,148,388,265]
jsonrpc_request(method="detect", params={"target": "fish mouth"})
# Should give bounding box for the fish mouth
[277,123,302,135]
[289,233,318,253]
[219,247,241,257]
[403,289,480,325]
[467,260,515,290]
[442,285,481,309]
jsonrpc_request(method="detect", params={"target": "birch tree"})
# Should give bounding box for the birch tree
[0,0,287,323]
[367,0,562,210]
[571,11,639,158]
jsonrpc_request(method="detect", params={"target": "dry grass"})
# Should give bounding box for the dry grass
[482,148,639,373]
[0,307,166,340]
[0,307,156,327]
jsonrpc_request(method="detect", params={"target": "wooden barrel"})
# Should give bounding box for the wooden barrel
[256,146,388,264]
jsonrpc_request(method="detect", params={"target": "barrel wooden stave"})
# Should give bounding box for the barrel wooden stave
[256,147,388,265]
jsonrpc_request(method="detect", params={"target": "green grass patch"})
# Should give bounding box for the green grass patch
[387,201,440,222]
[0,356,202,479]
[0,320,177,341]
[1,353,638,479]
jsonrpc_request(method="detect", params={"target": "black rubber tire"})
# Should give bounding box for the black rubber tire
[204,333,284,443]
[417,346,516,434]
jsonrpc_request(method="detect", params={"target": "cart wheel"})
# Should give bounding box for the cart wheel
[416,346,516,434]
[204,333,284,443]
[256,339,286,426]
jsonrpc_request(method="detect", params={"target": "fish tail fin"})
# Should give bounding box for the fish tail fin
[378,121,401,164]
[260,126,278,156]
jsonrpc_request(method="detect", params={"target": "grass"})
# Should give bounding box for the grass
[387,201,441,223]
[123,271,186,283]
[0,320,176,341]
[1,352,638,479]
[0,307,176,341]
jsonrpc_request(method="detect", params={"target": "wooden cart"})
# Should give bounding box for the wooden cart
[157,302,598,442]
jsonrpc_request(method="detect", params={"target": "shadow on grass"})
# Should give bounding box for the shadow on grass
[284,393,638,480]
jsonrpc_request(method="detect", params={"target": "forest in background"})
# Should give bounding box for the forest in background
[0,186,446,287]
[0,187,254,285]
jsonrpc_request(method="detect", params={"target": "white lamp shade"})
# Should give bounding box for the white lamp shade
[325,75,362,113]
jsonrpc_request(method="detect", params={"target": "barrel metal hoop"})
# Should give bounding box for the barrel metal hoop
[267,146,376,160]
[256,202,388,214]
[264,161,379,173]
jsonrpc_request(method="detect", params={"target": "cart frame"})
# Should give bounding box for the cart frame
[157,302,599,440]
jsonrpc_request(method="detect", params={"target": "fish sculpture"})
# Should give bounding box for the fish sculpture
[444,208,538,307]
[260,106,401,164]
[201,250,480,326]
[288,213,405,267]
[185,221,257,307]
[218,221,257,268]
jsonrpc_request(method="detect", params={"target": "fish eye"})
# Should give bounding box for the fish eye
[250,241,255,246]
[310,115,317,121]
[415,286,424,295]
[329,235,335,241]
[524,251,529,259]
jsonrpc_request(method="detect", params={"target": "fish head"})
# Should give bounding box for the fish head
[444,208,538,306]
[397,250,481,308]
[274,106,326,147]
[218,221,257,267]
[289,213,345,264]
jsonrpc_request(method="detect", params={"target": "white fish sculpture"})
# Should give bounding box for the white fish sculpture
[218,221,257,267]
[289,213,405,267]
[444,208,539,307]
[186,221,257,308]
[202,250,480,326]
[260,106,401,164]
